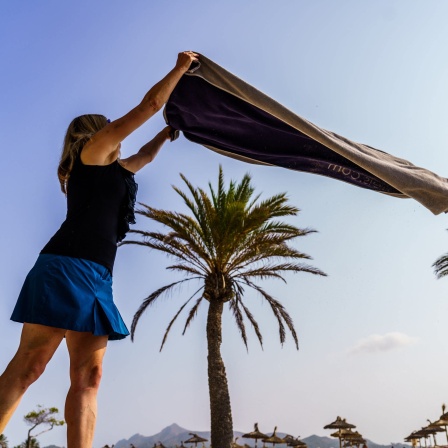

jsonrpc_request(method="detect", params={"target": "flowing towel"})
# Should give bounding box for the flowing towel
[164,53,448,215]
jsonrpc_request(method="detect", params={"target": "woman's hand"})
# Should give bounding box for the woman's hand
[175,51,199,73]
[167,125,180,142]
[160,125,179,142]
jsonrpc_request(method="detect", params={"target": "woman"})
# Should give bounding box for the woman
[0,50,198,448]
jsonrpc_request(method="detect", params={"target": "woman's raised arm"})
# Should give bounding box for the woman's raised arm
[119,125,174,173]
[82,51,198,165]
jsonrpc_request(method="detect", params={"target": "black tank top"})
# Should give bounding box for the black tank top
[41,155,138,273]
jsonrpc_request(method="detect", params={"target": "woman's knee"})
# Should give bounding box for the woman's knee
[4,350,50,388]
[6,323,65,388]
[20,359,48,386]
[69,362,103,392]
[66,332,107,393]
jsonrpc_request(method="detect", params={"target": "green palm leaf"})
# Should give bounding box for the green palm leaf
[130,278,200,341]
[160,286,204,351]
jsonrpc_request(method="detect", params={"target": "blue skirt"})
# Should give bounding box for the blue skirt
[11,254,129,341]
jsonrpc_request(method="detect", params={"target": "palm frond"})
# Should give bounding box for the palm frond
[240,299,263,348]
[172,184,203,224]
[131,279,196,341]
[433,254,448,279]
[160,285,204,351]
[228,293,248,350]
[176,174,216,251]
[126,230,211,273]
[228,243,323,274]
[208,165,227,207]
[145,212,213,260]
[234,173,255,203]
[233,281,263,348]
[244,279,299,349]
[248,193,299,219]
[236,269,287,282]
[119,238,152,248]
[237,262,327,281]
[135,206,214,262]
[166,264,205,276]
[182,296,204,335]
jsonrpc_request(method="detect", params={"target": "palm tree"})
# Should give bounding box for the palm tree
[433,233,448,278]
[0,434,9,448]
[122,166,326,448]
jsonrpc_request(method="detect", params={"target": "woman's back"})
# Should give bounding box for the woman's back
[41,156,137,273]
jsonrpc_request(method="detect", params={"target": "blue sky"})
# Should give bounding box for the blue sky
[1,1,448,447]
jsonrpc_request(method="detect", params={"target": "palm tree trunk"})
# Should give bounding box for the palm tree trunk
[206,298,233,448]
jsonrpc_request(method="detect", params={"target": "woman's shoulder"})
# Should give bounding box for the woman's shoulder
[80,140,121,166]
[76,149,120,170]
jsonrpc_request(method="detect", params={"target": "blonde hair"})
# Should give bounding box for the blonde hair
[57,114,108,194]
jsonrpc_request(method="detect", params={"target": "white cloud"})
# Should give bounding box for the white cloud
[348,332,419,355]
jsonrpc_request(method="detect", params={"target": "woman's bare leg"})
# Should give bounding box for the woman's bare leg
[0,323,66,433]
[65,331,108,448]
